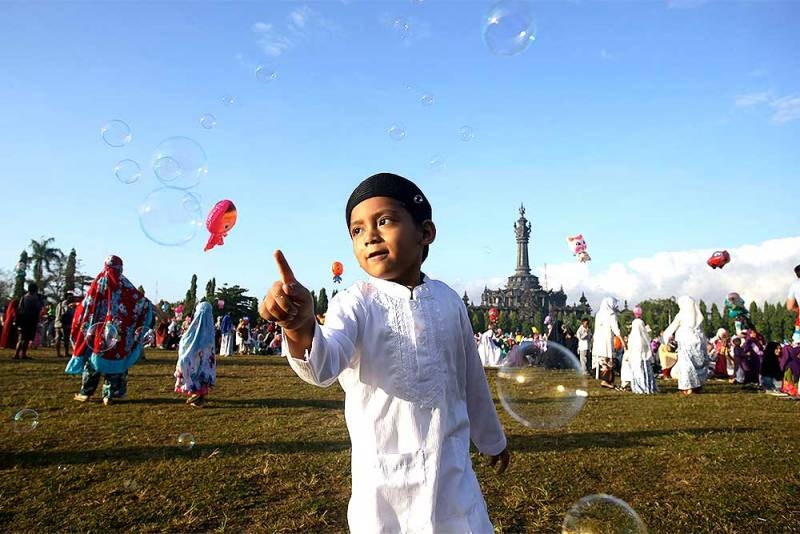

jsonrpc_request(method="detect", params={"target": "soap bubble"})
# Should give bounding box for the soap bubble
[483,0,536,56]
[178,432,196,451]
[459,125,474,141]
[114,159,141,184]
[101,120,132,147]
[152,136,208,189]
[562,494,647,534]
[138,187,203,246]
[84,321,120,353]
[57,465,68,472]
[199,113,217,130]
[221,95,236,105]
[388,123,406,141]
[13,408,39,433]
[497,341,588,429]
[429,155,445,172]
[420,93,435,106]
[392,17,411,39]
[255,65,277,82]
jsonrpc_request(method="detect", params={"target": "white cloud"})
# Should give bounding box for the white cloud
[733,91,800,124]
[769,94,800,124]
[734,91,771,107]
[666,0,708,8]
[452,237,800,312]
[252,6,338,58]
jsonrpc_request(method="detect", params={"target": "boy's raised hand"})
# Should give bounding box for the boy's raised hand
[259,251,316,351]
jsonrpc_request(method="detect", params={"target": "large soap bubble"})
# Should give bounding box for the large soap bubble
[138,187,203,246]
[562,494,647,534]
[84,321,120,353]
[152,136,208,189]
[497,341,588,429]
[483,0,536,56]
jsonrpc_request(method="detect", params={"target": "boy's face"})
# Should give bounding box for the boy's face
[349,196,435,286]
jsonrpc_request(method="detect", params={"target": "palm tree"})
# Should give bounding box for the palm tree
[29,237,64,295]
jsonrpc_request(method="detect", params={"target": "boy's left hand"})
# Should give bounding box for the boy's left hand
[488,447,510,474]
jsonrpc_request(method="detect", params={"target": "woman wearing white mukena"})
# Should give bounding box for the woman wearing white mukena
[591,297,624,388]
[627,305,657,394]
[662,295,709,396]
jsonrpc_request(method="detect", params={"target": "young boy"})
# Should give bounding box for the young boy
[260,172,509,533]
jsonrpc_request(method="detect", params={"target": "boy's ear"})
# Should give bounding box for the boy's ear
[420,220,436,245]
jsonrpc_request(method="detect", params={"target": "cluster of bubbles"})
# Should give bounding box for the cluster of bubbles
[562,494,647,533]
[178,432,196,451]
[493,340,646,531]
[13,408,39,433]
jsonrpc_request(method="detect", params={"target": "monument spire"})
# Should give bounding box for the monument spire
[514,203,532,276]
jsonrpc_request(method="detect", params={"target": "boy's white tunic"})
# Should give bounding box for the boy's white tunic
[285,276,507,534]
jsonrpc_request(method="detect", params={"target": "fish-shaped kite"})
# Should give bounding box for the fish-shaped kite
[204,200,238,252]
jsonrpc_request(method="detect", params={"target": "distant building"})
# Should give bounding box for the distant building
[469,204,591,324]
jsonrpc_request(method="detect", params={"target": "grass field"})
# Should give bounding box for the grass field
[1,347,798,533]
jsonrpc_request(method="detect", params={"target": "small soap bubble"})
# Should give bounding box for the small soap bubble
[57,465,68,472]
[420,93,435,106]
[483,0,536,56]
[138,187,203,246]
[199,113,217,130]
[459,125,474,142]
[101,120,132,147]
[388,123,406,141]
[221,95,236,105]
[114,159,141,184]
[562,494,647,534]
[497,341,588,430]
[84,321,120,353]
[178,432,196,451]
[13,408,39,433]
[151,136,208,189]
[255,65,277,83]
[429,155,445,172]
[393,17,411,39]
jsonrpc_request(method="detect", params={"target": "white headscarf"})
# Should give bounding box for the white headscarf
[663,295,703,342]
[595,297,618,322]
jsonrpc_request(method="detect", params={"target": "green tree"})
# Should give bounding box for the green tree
[709,303,723,334]
[331,289,338,299]
[185,274,198,314]
[13,250,29,299]
[64,249,77,295]
[29,237,64,294]
[215,284,256,323]
[698,300,709,337]
[317,287,329,315]
[205,277,216,303]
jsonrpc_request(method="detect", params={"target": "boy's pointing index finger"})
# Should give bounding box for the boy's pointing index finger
[274,250,296,284]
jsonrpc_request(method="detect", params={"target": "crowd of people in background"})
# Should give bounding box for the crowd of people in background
[3,260,800,405]
[475,264,800,399]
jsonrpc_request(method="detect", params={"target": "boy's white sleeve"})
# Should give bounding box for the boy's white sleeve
[460,308,507,456]
[283,289,363,388]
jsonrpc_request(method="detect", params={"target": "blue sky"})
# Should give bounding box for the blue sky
[1,1,798,310]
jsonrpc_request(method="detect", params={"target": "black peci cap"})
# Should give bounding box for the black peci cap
[345,172,432,228]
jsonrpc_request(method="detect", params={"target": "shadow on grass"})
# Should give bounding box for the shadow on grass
[0,439,351,469]
[211,398,344,410]
[506,426,757,453]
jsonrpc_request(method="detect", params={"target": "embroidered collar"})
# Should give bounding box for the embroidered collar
[368,274,431,300]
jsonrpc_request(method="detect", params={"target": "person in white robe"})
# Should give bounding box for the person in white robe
[592,296,623,388]
[262,173,508,533]
[627,306,657,394]
[662,295,709,395]
[219,313,235,356]
[478,327,504,367]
